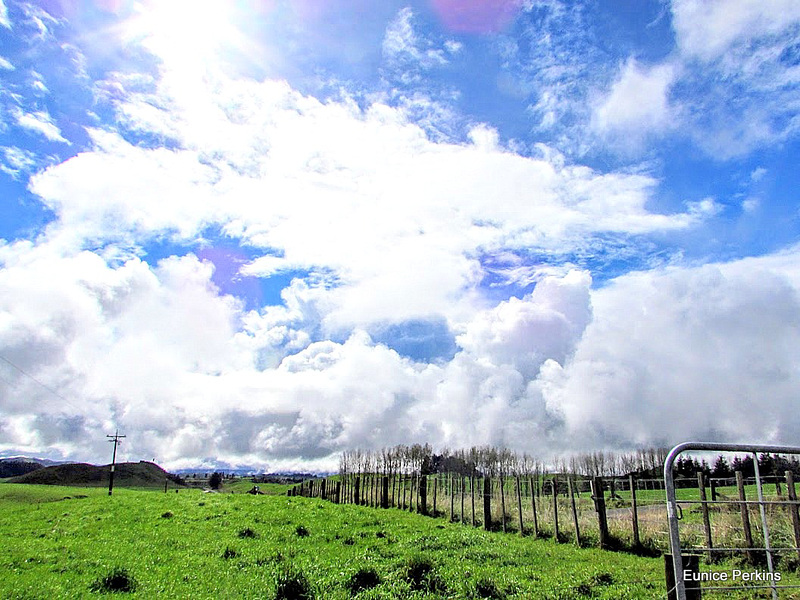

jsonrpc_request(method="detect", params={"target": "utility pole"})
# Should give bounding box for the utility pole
[107,429,126,496]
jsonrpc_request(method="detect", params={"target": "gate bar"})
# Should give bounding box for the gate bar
[752,452,778,600]
[665,442,800,600]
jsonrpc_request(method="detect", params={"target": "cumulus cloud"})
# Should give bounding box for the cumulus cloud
[5,3,798,470]
[29,64,705,332]
[541,249,800,449]
[0,236,593,468]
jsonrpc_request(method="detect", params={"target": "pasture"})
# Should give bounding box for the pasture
[2,483,799,598]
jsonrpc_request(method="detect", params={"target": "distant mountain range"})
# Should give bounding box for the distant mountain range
[0,455,326,480]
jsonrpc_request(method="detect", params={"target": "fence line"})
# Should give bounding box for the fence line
[287,470,800,566]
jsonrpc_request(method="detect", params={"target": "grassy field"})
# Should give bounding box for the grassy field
[4,483,800,598]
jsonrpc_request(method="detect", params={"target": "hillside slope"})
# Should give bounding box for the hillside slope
[7,461,184,488]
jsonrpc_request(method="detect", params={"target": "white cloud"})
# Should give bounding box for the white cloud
[742,197,760,213]
[665,0,800,157]
[0,56,13,70]
[457,270,592,379]
[13,108,68,143]
[541,248,800,448]
[382,7,450,72]
[0,243,593,467]
[30,67,705,330]
[672,0,800,61]
[0,0,9,29]
[0,146,36,179]
[5,229,800,467]
[592,59,678,148]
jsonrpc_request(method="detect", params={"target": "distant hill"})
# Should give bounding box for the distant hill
[7,461,186,488]
[0,459,44,478]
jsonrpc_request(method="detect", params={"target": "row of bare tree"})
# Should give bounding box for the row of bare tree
[338,445,671,480]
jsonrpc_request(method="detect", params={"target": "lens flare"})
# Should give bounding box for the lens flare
[430,0,522,34]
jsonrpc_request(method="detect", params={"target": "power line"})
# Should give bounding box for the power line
[0,353,84,412]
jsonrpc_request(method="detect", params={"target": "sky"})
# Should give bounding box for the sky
[1,0,800,472]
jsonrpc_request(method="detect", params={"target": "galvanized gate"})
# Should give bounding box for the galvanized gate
[665,442,800,600]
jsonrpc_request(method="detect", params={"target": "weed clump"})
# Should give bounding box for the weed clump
[161,511,173,519]
[404,555,446,593]
[89,567,138,593]
[295,524,310,537]
[275,568,314,600]
[473,576,506,599]
[238,527,257,538]
[222,546,238,559]
[592,573,613,586]
[345,567,381,594]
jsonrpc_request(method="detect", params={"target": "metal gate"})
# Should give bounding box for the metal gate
[665,442,800,600]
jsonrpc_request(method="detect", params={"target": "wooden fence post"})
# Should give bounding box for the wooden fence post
[320,479,327,501]
[629,474,640,547]
[786,471,800,561]
[592,477,609,549]
[529,477,539,538]
[697,472,713,561]
[665,554,701,600]
[410,475,416,512]
[354,476,361,506]
[483,476,492,530]
[552,478,559,541]
[461,477,466,524]
[710,478,718,502]
[568,477,580,546]
[433,476,438,515]
[736,470,755,564]
[419,475,427,515]
[500,476,507,533]
[450,475,455,521]
[381,476,389,509]
[335,481,341,504]
[471,475,476,526]
[516,476,524,535]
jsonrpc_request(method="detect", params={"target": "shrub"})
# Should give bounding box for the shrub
[345,567,381,594]
[275,568,314,600]
[209,472,223,490]
[89,567,138,593]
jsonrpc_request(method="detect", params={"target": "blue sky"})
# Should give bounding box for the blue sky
[1,0,800,470]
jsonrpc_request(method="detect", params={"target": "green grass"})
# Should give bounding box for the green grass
[222,478,294,496]
[0,483,669,599]
[4,483,799,598]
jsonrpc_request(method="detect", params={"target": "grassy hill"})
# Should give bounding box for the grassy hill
[7,461,184,489]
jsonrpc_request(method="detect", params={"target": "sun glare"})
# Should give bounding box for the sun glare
[127,0,241,65]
